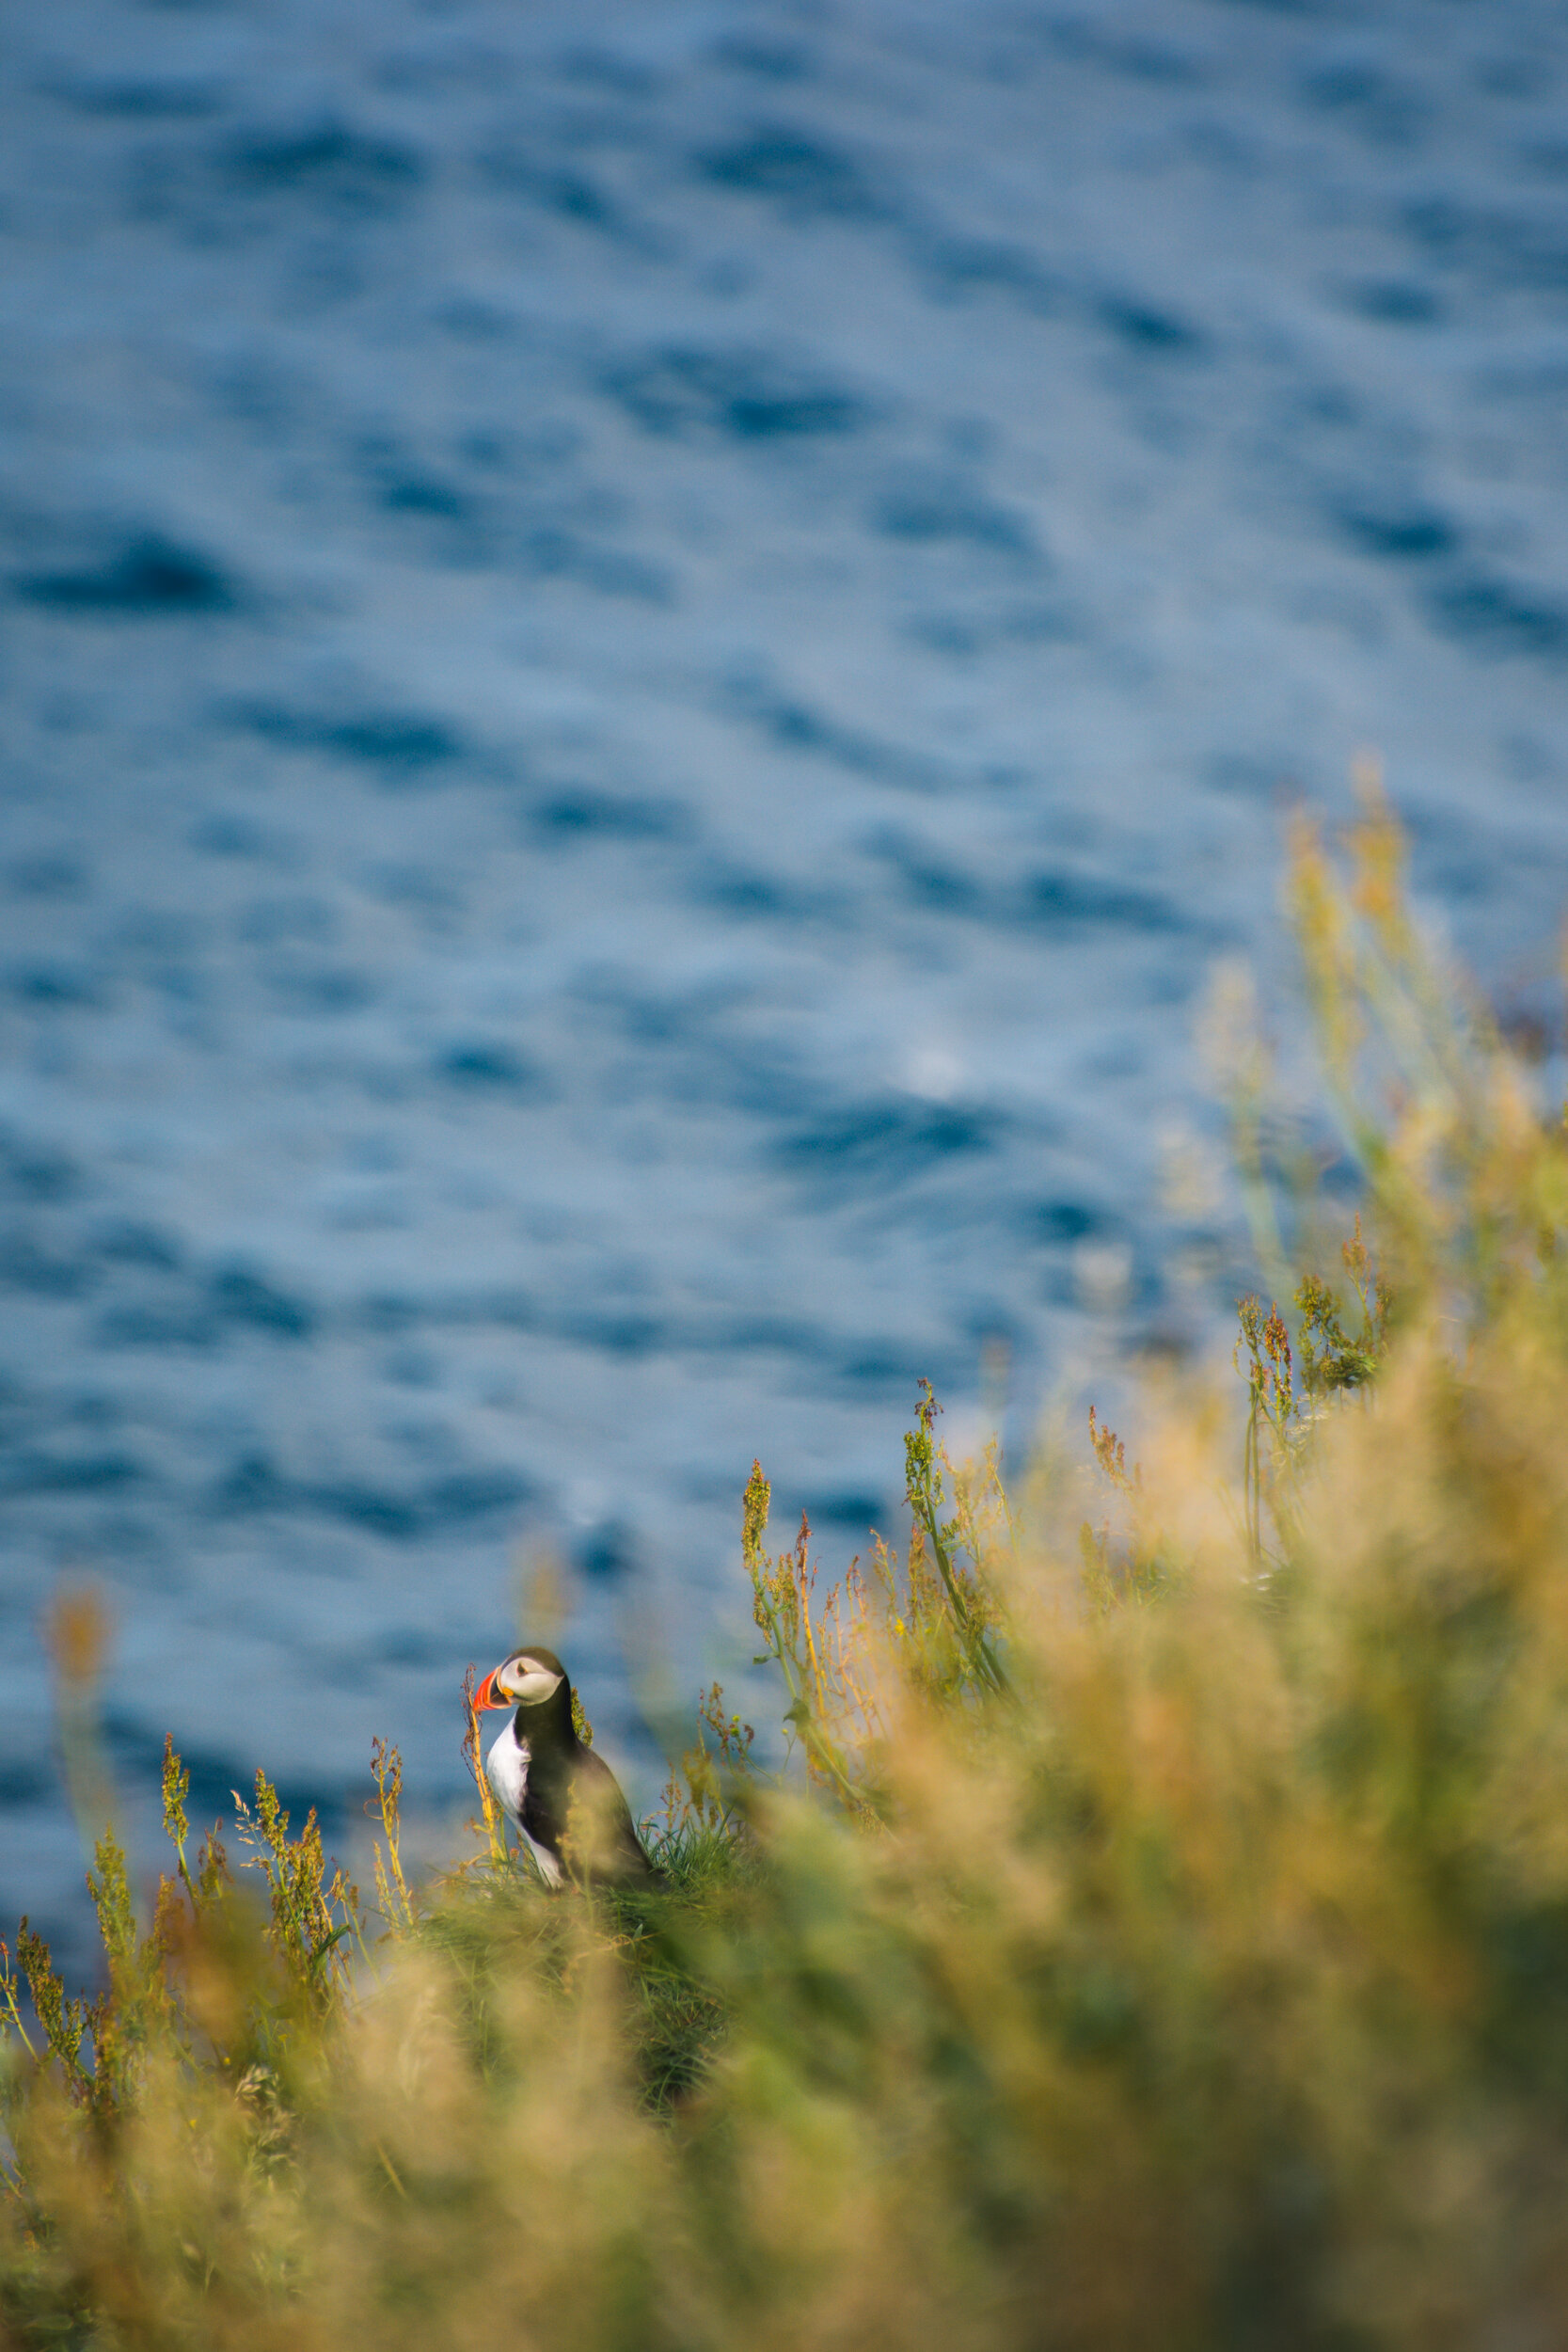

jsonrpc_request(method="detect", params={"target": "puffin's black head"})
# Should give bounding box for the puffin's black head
[472,1645,570,1717]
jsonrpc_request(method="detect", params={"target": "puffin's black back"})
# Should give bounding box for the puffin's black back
[510,1653,654,1884]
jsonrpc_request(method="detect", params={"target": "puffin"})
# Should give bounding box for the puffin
[472,1645,655,1885]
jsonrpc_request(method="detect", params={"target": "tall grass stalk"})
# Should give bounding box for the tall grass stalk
[5,799,1568,2349]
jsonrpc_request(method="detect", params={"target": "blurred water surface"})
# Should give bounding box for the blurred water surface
[3,0,1567,1957]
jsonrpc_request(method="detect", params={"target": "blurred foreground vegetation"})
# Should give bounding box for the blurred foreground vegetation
[7,799,1568,2349]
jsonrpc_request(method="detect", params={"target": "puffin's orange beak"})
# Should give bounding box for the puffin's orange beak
[472,1669,507,1712]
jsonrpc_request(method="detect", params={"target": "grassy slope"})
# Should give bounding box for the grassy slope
[6,803,1568,2350]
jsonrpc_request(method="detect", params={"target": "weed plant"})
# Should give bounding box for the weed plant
[5,797,1568,2348]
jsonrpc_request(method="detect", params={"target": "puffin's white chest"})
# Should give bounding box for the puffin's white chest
[485,1721,531,1820]
[484,1723,562,1885]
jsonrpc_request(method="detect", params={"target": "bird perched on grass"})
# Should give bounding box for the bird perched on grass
[472,1645,654,1885]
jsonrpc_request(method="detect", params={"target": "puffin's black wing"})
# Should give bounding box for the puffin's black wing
[575,1745,657,1883]
[522,1742,655,1884]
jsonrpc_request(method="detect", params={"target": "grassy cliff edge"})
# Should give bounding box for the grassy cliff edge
[6,800,1568,2351]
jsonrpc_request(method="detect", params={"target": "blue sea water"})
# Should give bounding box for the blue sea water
[2,0,1567,1963]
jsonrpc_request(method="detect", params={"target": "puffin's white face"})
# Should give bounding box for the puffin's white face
[495,1653,564,1705]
